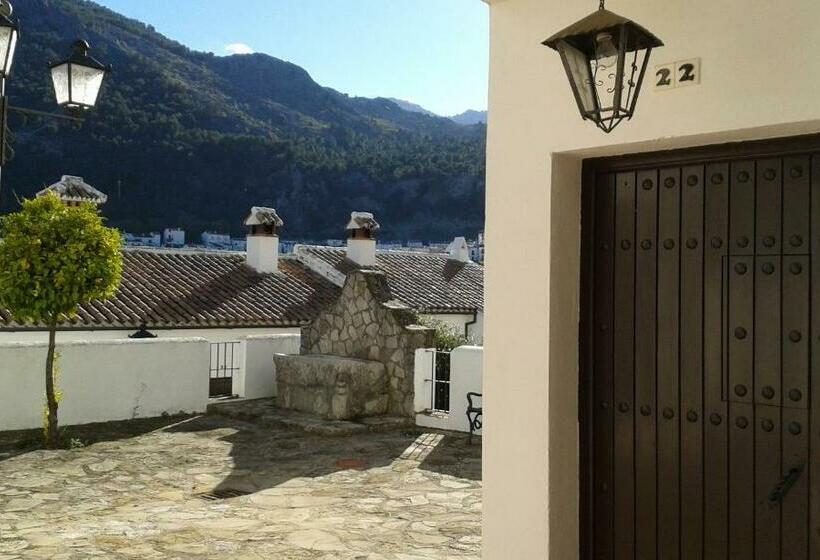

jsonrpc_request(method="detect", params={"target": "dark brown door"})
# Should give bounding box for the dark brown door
[581,142,820,560]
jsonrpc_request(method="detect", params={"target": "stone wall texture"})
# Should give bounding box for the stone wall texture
[274,354,388,420]
[300,270,434,416]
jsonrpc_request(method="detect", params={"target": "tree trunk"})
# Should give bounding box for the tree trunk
[44,322,59,449]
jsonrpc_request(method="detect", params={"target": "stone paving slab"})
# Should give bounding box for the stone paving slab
[0,413,481,559]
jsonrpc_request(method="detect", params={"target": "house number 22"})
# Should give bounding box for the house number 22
[654,58,701,91]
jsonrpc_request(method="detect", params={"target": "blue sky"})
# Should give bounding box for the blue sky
[94,0,489,116]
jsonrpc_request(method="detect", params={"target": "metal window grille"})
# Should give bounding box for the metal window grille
[209,341,240,398]
[431,350,451,413]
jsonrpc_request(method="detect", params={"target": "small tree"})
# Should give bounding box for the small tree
[0,194,123,448]
[419,317,476,351]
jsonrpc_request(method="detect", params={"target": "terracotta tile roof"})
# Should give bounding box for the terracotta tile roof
[296,246,484,314]
[0,249,340,330]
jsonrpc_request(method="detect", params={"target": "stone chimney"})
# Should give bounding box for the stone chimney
[36,175,108,207]
[346,211,380,267]
[244,206,283,274]
[448,236,471,263]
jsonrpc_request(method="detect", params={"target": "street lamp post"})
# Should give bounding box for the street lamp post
[0,0,111,203]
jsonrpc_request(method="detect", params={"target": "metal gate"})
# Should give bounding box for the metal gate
[581,138,820,559]
[209,341,239,398]
[433,350,451,412]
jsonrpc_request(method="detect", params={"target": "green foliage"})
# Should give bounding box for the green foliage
[420,317,475,351]
[0,194,123,325]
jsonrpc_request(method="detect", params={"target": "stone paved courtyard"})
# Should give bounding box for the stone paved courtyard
[0,413,481,559]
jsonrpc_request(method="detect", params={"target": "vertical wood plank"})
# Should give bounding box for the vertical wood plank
[727,161,755,560]
[809,154,820,559]
[593,173,616,560]
[635,169,658,559]
[580,169,596,560]
[680,165,704,560]
[613,172,636,560]
[755,159,784,406]
[753,155,783,560]
[753,255,781,560]
[728,160,756,405]
[703,162,729,560]
[781,155,811,560]
[657,167,681,560]
[755,158,782,256]
[781,254,810,560]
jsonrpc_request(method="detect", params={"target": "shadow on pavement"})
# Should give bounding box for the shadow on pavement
[165,415,482,496]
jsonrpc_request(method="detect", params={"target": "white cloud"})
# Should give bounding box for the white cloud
[224,43,254,55]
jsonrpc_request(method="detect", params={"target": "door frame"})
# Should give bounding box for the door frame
[578,132,820,559]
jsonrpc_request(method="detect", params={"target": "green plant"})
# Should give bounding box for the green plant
[0,194,123,449]
[420,318,475,351]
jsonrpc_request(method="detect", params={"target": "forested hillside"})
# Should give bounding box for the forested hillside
[1,0,486,240]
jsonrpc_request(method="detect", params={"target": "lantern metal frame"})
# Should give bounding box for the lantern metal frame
[48,39,112,112]
[542,1,663,133]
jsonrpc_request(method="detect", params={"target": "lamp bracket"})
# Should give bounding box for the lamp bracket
[7,105,84,123]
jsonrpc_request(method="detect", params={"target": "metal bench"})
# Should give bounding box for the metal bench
[466,392,482,444]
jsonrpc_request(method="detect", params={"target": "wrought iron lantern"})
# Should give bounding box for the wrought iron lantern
[0,1,18,79]
[542,0,663,133]
[49,40,111,111]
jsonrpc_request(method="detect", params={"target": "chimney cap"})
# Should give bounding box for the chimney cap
[244,206,283,228]
[447,236,471,262]
[345,211,380,232]
[36,175,108,205]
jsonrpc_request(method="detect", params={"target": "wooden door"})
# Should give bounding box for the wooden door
[581,141,820,560]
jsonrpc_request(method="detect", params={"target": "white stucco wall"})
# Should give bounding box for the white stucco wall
[242,334,301,399]
[483,1,820,558]
[0,328,299,400]
[414,346,483,434]
[0,338,209,432]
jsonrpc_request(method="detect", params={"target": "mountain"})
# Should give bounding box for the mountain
[450,110,488,125]
[389,100,489,127]
[387,98,438,118]
[0,0,486,241]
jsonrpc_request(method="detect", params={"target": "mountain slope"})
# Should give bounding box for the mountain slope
[1,0,486,241]
[450,110,488,125]
[387,98,439,118]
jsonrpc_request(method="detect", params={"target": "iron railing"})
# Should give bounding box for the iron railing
[209,341,240,398]
[428,350,451,413]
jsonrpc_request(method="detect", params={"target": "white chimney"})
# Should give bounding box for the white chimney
[345,211,380,267]
[448,236,471,263]
[244,207,283,274]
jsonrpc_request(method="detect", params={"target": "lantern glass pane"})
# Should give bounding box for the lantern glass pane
[50,63,71,106]
[69,63,105,108]
[559,41,596,116]
[591,51,620,114]
[0,25,16,76]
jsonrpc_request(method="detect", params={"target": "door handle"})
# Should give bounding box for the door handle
[768,464,805,507]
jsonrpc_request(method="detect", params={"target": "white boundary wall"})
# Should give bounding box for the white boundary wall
[414,345,483,433]
[0,338,209,431]
[240,333,301,398]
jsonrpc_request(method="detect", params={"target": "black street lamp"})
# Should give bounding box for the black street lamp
[0,0,111,202]
[0,5,18,79]
[542,0,663,133]
[49,40,111,111]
